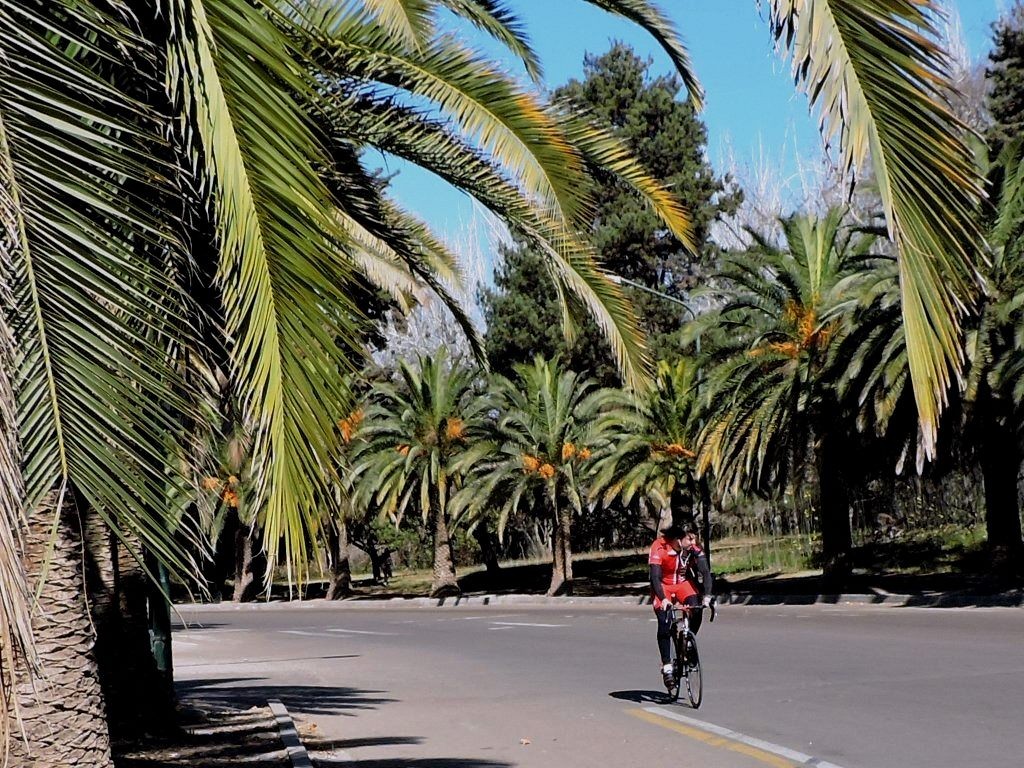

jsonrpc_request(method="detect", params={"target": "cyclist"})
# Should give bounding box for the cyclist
[649,521,713,686]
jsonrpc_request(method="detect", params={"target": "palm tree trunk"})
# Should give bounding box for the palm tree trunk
[698,476,715,571]
[232,521,266,602]
[473,519,501,576]
[817,432,852,586]
[82,505,172,743]
[668,482,687,529]
[547,486,573,596]
[979,410,1023,576]
[204,504,237,601]
[326,519,352,600]
[429,487,459,598]
[12,491,114,767]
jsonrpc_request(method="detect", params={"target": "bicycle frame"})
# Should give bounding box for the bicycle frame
[669,603,702,637]
[665,603,705,707]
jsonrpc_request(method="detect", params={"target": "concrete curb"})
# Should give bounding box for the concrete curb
[268,700,319,767]
[177,588,1023,612]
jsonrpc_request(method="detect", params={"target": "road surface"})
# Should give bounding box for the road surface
[172,601,1024,768]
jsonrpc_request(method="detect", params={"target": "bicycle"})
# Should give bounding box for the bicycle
[664,598,716,708]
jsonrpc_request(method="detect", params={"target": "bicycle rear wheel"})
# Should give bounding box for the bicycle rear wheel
[682,631,702,708]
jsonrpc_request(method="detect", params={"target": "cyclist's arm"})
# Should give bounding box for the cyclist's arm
[693,552,713,597]
[649,564,667,603]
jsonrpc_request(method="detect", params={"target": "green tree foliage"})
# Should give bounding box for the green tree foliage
[452,357,622,594]
[697,208,883,578]
[590,360,702,524]
[986,2,1024,154]
[351,352,489,596]
[481,43,738,382]
[841,5,1024,569]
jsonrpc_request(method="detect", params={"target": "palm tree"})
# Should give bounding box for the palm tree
[838,138,1024,572]
[0,2,701,759]
[454,357,618,595]
[0,0,990,759]
[589,359,702,531]
[697,208,883,579]
[351,352,487,596]
[975,138,1024,569]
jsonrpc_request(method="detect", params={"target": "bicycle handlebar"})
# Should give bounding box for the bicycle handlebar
[669,596,717,622]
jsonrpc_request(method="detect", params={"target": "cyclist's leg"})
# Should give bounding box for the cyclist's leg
[655,603,673,664]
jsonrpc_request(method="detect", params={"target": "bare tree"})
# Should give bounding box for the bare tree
[373,207,502,372]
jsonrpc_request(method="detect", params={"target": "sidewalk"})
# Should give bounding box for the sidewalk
[114,704,291,768]
[176,568,1024,610]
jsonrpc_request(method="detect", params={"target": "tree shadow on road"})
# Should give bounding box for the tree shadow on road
[176,677,393,717]
[304,736,423,750]
[300,726,514,767]
[608,689,675,705]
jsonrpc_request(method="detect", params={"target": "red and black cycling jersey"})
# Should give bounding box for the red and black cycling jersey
[649,538,708,588]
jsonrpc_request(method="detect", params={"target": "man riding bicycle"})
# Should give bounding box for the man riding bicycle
[649,521,713,687]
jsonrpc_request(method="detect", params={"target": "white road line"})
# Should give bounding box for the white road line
[173,627,250,634]
[488,621,568,628]
[326,628,396,636]
[641,707,847,768]
[446,614,516,621]
[280,630,336,638]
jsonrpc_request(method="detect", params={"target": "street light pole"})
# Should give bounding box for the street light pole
[607,274,700,356]
[607,272,711,568]
[607,274,696,319]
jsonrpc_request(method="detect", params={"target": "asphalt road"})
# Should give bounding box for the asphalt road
[172,601,1024,768]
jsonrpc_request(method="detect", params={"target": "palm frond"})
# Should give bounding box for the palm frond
[166,0,364,581]
[325,28,595,226]
[363,0,435,50]
[1,0,205,587]
[557,110,696,252]
[0,176,31,740]
[437,0,542,80]
[992,137,1024,249]
[769,0,986,455]
[318,91,651,385]
[581,0,703,108]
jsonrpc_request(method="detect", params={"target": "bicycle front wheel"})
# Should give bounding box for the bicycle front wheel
[683,631,702,709]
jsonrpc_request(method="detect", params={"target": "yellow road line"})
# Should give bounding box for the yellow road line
[627,708,798,768]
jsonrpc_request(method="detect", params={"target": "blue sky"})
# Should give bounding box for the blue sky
[382,1,1008,244]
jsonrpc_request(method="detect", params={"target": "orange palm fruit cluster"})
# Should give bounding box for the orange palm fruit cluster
[522,454,541,472]
[397,444,410,456]
[338,408,364,444]
[446,417,465,441]
[538,463,555,479]
[562,442,576,461]
[652,442,696,459]
[665,443,696,458]
[201,476,221,491]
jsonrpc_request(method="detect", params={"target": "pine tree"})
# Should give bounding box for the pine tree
[481,43,739,382]
[986,2,1024,154]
